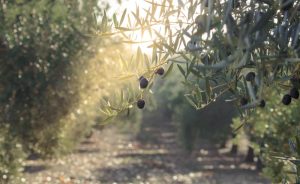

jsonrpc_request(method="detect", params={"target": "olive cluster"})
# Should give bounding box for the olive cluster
[281,77,300,105]
[240,72,266,108]
[240,73,300,108]
[136,67,165,109]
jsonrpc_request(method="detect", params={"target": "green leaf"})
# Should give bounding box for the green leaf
[205,78,212,99]
[113,14,119,27]
[195,85,203,106]
[120,90,124,102]
[174,33,181,50]
[152,43,157,63]
[151,3,157,21]
[144,54,151,71]
[100,10,108,32]
[153,29,165,41]
[120,54,128,70]
[233,122,245,133]
[160,53,170,62]
[190,68,201,77]
[132,10,142,26]
[136,46,143,65]
[185,94,198,109]
[162,62,174,79]
[115,27,132,31]
[120,9,127,26]
[162,42,176,54]
[177,64,186,77]
[187,57,196,77]
[164,9,179,17]
[160,0,167,17]
[179,52,192,62]
[117,74,136,80]
[188,0,196,19]
[100,116,115,124]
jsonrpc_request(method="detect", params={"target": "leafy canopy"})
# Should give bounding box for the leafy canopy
[100,0,300,119]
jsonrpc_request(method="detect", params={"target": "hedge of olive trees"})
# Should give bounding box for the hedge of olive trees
[0,0,108,182]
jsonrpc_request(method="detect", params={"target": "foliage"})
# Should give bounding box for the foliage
[0,0,102,155]
[0,125,26,183]
[0,0,125,181]
[102,0,300,115]
[155,69,236,152]
[102,0,300,182]
[232,89,300,183]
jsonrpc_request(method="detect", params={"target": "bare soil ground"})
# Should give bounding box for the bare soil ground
[23,114,270,184]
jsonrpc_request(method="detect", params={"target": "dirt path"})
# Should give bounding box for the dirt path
[23,113,270,184]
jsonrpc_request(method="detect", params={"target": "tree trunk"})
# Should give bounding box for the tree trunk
[256,157,264,171]
[230,144,238,155]
[219,139,227,149]
[244,146,255,162]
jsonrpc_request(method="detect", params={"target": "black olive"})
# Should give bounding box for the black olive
[240,97,248,106]
[137,99,145,109]
[290,87,299,99]
[246,72,256,82]
[139,77,149,89]
[259,99,266,108]
[282,94,292,105]
[155,67,165,76]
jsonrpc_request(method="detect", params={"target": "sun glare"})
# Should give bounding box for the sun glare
[108,0,181,54]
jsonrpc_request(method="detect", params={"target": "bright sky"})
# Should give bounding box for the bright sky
[108,0,156,53]
[107,0,184,53]
[109,0,150,13]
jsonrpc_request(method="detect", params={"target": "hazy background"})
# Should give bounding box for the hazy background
[1,0,298,183]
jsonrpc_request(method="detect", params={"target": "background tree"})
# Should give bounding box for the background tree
[0,0,138,182]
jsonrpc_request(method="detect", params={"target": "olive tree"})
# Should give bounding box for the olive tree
[0,0,106,182]
[100,0,300,182]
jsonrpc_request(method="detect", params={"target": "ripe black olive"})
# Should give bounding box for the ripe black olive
[246,72,256,82]
[155,67,165,76]
[282,94,292,105]
[137,99,145,109]
[259,99,266,108]
[240,97,248,106]
[290,87,299,99]
[139,77,149,89]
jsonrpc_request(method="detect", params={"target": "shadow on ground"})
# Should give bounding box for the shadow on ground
[23,109,270,184]
[24,165,48,174]
[93,111,270,184]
